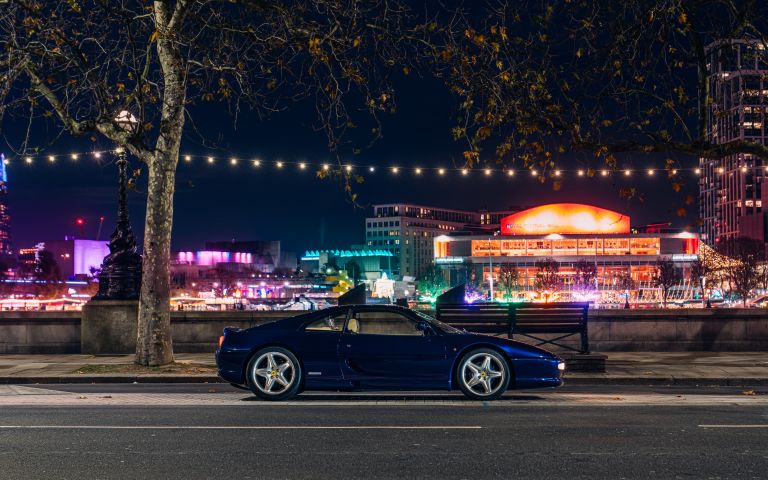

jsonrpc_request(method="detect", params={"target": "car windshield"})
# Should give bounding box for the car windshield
[413,310,462,334]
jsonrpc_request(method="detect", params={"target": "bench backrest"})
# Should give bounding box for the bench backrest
[511,303,588,334]
[436,302,589,334]
[435,303,510,333]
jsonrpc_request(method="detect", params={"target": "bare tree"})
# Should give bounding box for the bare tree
[653,258,680,308]
[534,257,560,300]
[573,259,597,297]
[1,1,438,365]
[718,237,764,306]
[497,263,520,300]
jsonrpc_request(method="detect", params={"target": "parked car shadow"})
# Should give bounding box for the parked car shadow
[240,392,547,402]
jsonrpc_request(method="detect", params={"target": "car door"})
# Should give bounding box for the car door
[294,309,349,388]
[339,307,448,389]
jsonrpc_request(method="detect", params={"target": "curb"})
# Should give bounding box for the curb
[0,375,225,384]
[564,376,768,387]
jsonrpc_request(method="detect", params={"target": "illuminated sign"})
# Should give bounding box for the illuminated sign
[672,254,698,262]
[435,256,464,264]
[500,203,630,235]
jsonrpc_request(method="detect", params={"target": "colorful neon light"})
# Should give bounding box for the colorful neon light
[500,203,630,235]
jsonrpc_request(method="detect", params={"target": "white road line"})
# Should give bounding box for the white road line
[0,425,482,430]
[698,425,768,428]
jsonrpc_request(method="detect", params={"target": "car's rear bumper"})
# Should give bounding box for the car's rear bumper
[215,347,249,384]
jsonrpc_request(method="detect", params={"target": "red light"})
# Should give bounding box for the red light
[99,216,104,221]
[218,335,225,348]
[76,218,84,225]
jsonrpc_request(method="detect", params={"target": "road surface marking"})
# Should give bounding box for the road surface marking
[0,425,482,430]
[698,425,768,428]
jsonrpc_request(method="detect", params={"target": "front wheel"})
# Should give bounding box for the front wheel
[456,348,510,401]
[246,347,302,401]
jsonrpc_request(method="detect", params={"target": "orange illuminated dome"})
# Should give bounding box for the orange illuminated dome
[500,203,630,235]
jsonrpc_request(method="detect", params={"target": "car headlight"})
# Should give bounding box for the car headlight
[557,362,566,371]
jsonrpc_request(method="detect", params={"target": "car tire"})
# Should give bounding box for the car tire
[456,348,510,401]
[246,347,302,401]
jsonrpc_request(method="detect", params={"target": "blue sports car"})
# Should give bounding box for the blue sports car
[216,304,564,401]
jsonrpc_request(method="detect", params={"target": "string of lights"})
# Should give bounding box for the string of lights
[3,150,760,179]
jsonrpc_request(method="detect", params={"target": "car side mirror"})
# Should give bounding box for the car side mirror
[415,321,434,336]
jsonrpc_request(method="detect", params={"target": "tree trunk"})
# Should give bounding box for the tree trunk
[135,3,187,366]
[135,157,177,366]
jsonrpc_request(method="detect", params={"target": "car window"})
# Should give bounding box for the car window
[351,311,422,336]
[305,312,347,332]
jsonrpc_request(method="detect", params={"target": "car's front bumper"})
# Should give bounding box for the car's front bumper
[512,357,564,389]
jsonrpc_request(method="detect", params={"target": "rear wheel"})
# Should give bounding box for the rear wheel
[456,348,510,401]
[246,347,302,401]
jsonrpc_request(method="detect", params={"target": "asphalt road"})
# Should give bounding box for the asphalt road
[1,385,766,479]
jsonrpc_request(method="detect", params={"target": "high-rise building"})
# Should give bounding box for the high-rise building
[700,39,768,245]
[0,154,12,257]
[365,203,523,279]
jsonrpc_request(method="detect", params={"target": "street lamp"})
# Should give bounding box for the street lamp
[92,110,143,300]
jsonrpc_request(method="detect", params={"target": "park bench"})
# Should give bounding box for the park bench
[434,285,590,353]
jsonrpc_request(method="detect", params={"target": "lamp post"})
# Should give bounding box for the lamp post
[92,110,143,300]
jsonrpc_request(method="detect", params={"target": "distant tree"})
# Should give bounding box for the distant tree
[497,263,521,300]
[416,264,447,300]
[34,250,65,299]
[534,258,560,300]
[573,260,597,297]
[653,258,680,308]
[719,237,764,307]
[616,272,636,292]
[344,260,362,285]
[688,258,709,306]
[211,265,239,296]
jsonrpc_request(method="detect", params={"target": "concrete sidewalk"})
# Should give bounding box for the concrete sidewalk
[0,352,767,386]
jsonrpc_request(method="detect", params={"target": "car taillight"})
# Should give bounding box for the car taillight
[218,335,225,348]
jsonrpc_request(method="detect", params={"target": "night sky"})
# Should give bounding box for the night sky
[3,76,698,256]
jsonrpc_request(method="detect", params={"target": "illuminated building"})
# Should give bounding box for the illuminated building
[23,238,110,280]
[299,248,396,280]
[366,203,523,279]
[171,241,297,295]
[699,40,768,245]
[0,154,13,258]
[433,203,700,300]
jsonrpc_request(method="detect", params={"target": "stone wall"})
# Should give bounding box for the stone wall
[0,308,765,354]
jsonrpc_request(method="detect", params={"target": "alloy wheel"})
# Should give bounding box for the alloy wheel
[250,351,296,395]
[460,352,506,397]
